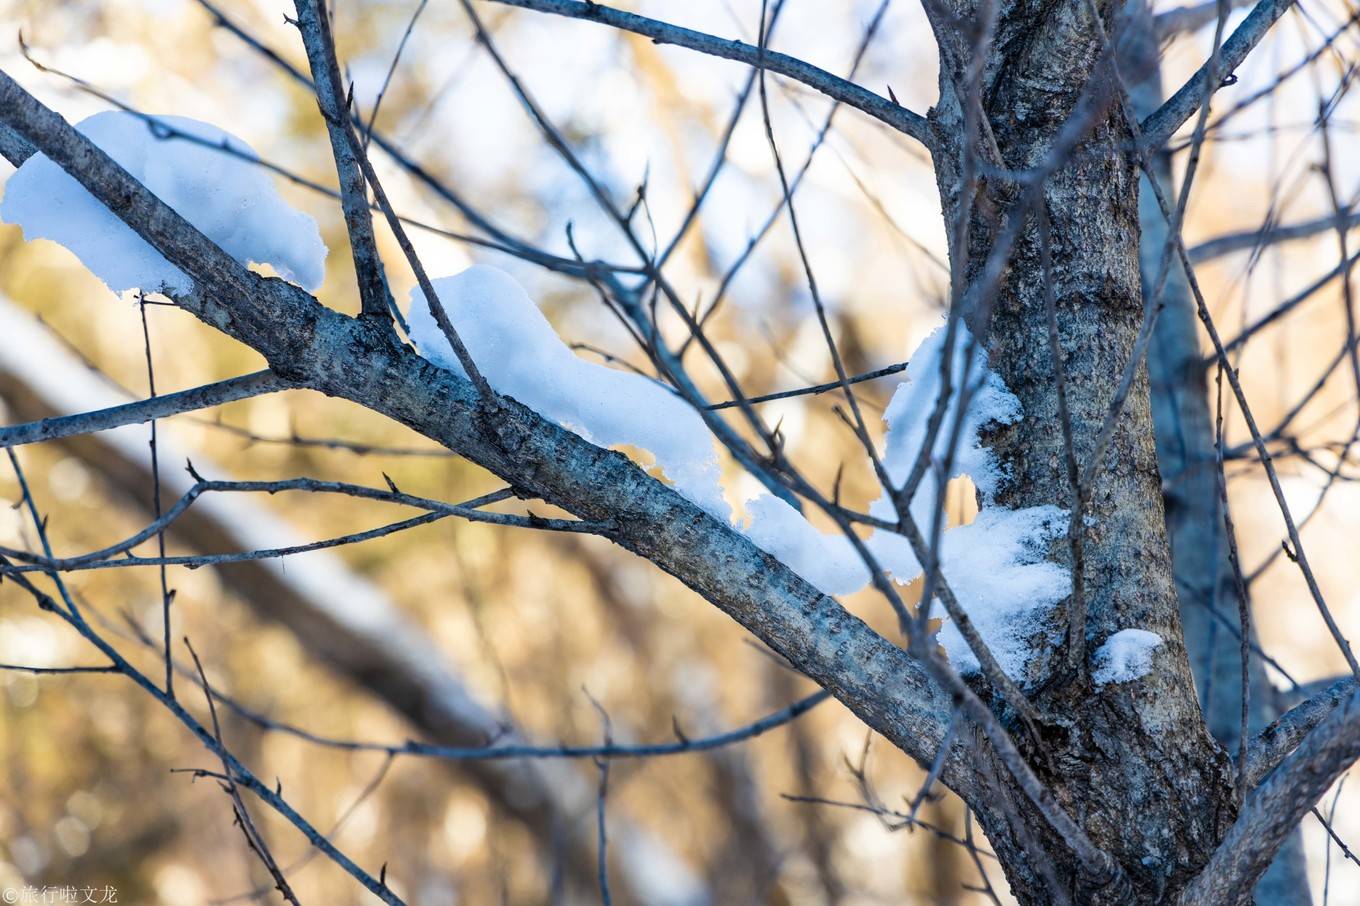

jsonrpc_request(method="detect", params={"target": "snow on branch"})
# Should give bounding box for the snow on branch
[412,266,1072,680]
[0,103,1065,682]
[408,266,730,517]
[1,111,327,295]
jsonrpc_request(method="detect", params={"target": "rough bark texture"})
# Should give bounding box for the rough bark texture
[1185,689,1360,903]
[926,1,1236,900]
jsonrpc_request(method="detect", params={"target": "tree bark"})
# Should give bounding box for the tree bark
[926,1,1236,900]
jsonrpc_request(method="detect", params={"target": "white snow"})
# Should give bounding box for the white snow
[740,493,869,596]
[881,325,1022,507]
[1092,629,1164,686]
[928,506,1072,676]
[410,267,1073,677]
[407,266,729,517]
[864,323,1025,580]
[860,324,1072,677]
[1,111,326,295]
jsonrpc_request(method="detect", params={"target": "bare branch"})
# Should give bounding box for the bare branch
[0,370,291,448]
[192,0,635,280]
[0,662,119,675]
[193,686,833,763]
[0,309,704,904]
[0,481,603,573]
[1,453,404,905]
[1155,0,1261,40]
[1140,0,1297,149]
[1189,209,1360,264]
[361,0,430,151]
[1217,247,1360,359]
[185,637,302,906]
[1247,676,1360,788]
[292,0,393,322]
[784,792,997,858]
[479,0,931,146]
[1183,689,1360,904]
[705,361,908,410]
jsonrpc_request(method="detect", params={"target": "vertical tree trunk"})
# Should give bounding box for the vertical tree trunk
[925,1,1239,900]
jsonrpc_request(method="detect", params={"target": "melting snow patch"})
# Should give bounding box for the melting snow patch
[740,493,868,596]
[1,111,326,295]
[861,324,1071,678]
[1092,629,1163,686]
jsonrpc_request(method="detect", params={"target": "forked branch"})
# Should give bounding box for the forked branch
[1184,688,1360,904]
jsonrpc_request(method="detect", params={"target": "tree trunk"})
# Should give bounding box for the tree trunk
[926,1,1238,900]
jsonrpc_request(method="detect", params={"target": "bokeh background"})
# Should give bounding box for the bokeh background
[0,0,1358,902]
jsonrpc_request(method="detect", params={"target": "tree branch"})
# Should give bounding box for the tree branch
[1246,675,1360,788]
[292,0,392,322]
[1140,0,1296,149]
[0,296,707,904]
[478,0,931,146]
[0,370,291,447]
[1188,209,1360,264]
[1155,0,1261,40]
[191,0,630,282]
[0,562,403,905]
[1183,688,1360,904]
[0,68,961,795]
[0,121,35,164]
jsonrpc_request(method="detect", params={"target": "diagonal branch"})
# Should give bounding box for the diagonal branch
[1155,0,1261,39]
[0,65,962,802]
[185,637,303,906]
[0,310,703,904]
[292,0,391,322]
[1245,676,1360,788]
[0,560,403,905]
[1140,0,1296,149]
[1183,688,1360,904]
[1188,209,1360,264]
[0,120,35,162]
[478,0,931,146]
[192,0,629,281]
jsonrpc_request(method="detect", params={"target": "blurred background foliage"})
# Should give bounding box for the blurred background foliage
[0,0,1357,903]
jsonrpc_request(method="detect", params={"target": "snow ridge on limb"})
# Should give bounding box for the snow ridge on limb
[2,111,326,295]
[411,267,1071,679]
[407,266,730,517]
